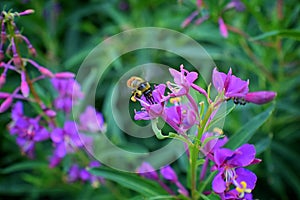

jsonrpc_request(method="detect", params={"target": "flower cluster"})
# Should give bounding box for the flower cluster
[67,161,105,188]
[132,64,276,199]
[181,0,246,38]
[1,9,106,187]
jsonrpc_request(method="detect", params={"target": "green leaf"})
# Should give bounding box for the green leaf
[0,161,47,174]
[250,29,300,41]
[89,167,168,197]
[200,193,220,200]
[225,104,275,149]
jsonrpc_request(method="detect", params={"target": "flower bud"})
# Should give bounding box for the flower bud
[0,96,13,113]
[245,91,276,104]
[29,46,37,57]
[38,66,54,77]
[218,17,228,38]
[54,72,75,79]
[21,81,30,97]
[0,74,6,88]
[160,165,178,182]
[13,54,22,68]
[19,9,35,16]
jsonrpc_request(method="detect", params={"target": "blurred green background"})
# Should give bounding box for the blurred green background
[0,0,299,199]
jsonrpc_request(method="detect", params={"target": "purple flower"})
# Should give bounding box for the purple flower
[168,64,206,97]
[160,165,189,197]
[164,98,197,133]
[200,131,228,159]
[213,68,249,99]
[213,68,276,105]
[211,144,261,199]
[79,106,106,133]
[136,162,159,181]
[67,164,80,182]
[67,161,104,187]
[51,78,83,113]
[50,121,92,167]
[9,102,49,158]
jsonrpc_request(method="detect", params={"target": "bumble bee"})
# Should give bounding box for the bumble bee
[127,76,154,104]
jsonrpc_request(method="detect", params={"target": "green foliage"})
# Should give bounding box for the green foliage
[0,0,299,199]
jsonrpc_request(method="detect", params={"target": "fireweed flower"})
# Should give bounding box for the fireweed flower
[8,101,49,158]
[160,165,189,197]
[213,68,276,105]
[51,78,84,113]
[164,97,197,134]
[50,121,93,167]
[211,144,261,199]
[78,106,106,133]
[67,161,104,187]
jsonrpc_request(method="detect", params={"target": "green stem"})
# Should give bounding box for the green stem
[189,104,214,199]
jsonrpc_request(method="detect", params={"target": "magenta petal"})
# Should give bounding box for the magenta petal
[212,68,226,92]
[134,111,151,120]
[34,128,49,141]
[214,148,234,166]
[55,142,66,158]
[51,128,63,143]
[235,168,257,190]
[186,71,198,84]
[212,171,226,193]
[229,144,256,167]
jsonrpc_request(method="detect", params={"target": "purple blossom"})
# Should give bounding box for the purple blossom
[50,121,92,167]
[213,68,276,105]
[51,78,84,113]
[164,98,197,134]
[213,68,249,99]
[211,144,261,199]
[168,64,206,98]
[200,131,228,159]
[79,106,106,133]
[9,102,49,158]
[67,161,104,187]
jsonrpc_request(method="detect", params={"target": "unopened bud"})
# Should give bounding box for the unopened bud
[0,74,6,88]
[19,9,35,16]
[39,67,54,78]
[55,72,75,79]
[0,96,13,113]
[21,81,30,97]
[0,92,10,99]
[245,91,277,105]
[13,55,22,68]
[45,109,56,117]
[29,46,37,57]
